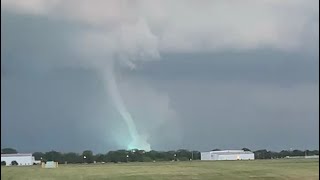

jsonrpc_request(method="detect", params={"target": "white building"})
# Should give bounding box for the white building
[201,150,254,161]
[1,153,35,166]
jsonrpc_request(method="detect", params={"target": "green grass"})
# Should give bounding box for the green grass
[1,159,319,180]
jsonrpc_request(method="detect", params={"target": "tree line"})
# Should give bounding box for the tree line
[1,148,319,164]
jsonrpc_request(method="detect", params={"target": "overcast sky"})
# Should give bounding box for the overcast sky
[1,0,319,153]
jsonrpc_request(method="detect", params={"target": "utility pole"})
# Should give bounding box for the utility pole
[191,151,193,160]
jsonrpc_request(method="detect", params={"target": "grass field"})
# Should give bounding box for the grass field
[1,159,319,180]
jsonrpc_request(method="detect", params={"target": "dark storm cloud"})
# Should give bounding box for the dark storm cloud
[128,53,318,151]
[132,52,318,84]
[1,1,319,153]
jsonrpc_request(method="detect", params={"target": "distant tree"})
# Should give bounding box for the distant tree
[279,150,291,158]
[63,152,81,164]
[176,149,192,160]
[292,150,304,156]
[1,148,18,154]
[191,151,201,160]
[106,151,119,163]
[32,152,44,161]
[166,151,177,161]
[145,150,159,161]
[211,149,221,151]
[44,151,63,163]
[242,148,251,151]
[127,149,144,162]
[11,161,18,166]
[27,148,319,163]
[254,149,271,159]
[305,150,310,156]
[268,151,280,159]
[94,154,105,162]
[142,156,153,162]
[82,150,94,163]
[308,150,319,156]
[105,150,129,163]
[1,161,6,166]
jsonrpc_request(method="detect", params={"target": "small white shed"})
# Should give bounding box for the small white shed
[1,153,35,166]
[201,150,254,161]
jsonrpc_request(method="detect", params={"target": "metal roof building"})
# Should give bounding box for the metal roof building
[201,150,254,161]
[1,153,35,166]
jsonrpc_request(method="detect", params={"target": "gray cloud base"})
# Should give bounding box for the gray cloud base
[1,1,319,152]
